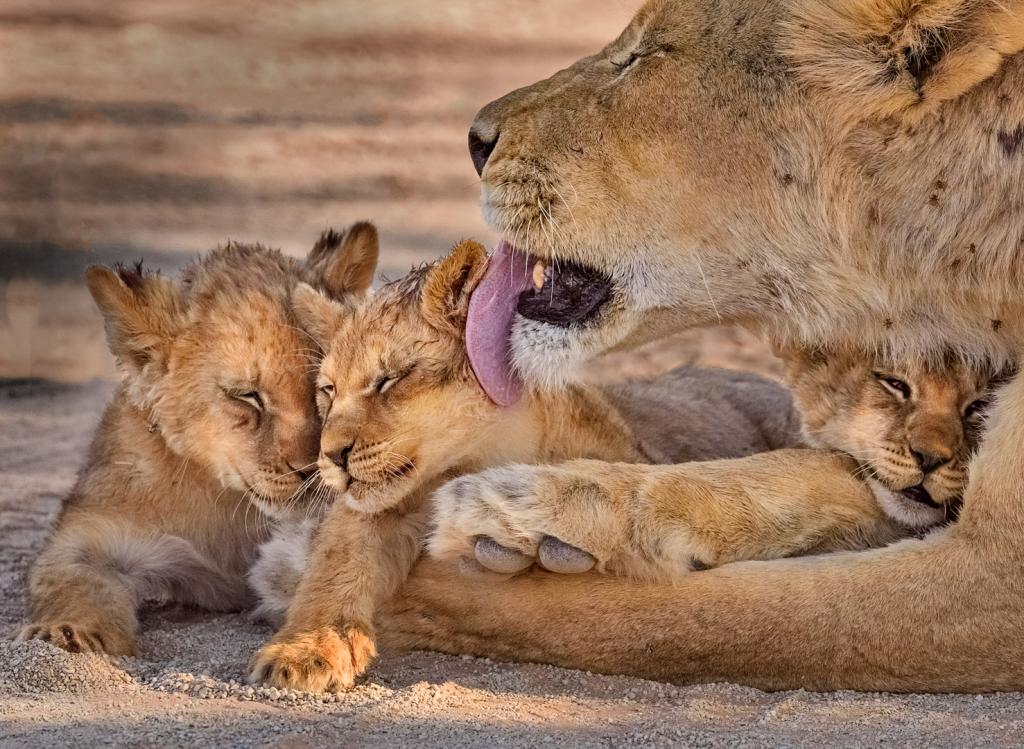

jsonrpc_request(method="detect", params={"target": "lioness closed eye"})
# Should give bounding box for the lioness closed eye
[246,241,914,693]
[17,224,378,656]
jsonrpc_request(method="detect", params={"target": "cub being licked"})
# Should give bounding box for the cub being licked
[17,224,378,656]
[247,241,900,692]
[434,344,1006,583]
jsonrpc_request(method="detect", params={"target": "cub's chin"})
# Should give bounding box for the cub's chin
[340,473,417,515]
[868,479,950,530]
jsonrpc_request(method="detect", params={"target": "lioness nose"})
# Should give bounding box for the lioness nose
[286,460,314,481]
[911,449,951,473]
[327,444,353,471]
[468,128,497,176]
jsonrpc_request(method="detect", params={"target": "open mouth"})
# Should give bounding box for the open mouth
[898,484,940,508]
[465,241,613,407]
[516,256,614,327]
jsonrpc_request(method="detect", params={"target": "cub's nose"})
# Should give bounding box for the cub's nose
[326,444,353,471]
[468,127,497,176]
[286,460,314,482]
[911,449,951,473]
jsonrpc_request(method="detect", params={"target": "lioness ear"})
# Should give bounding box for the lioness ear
[86,264,182,371]
[307,221,380,298]
[292,282,347,349]
[421,240,489,337]
[786,0,1024,120]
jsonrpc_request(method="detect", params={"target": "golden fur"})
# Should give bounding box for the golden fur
[247,241,894,692]
[17,224,379,655]
[379,0,1024,692]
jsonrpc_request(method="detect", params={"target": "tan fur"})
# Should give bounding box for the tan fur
[377,0,1024,692]
[247,242,994,691]
[17,225,378,656]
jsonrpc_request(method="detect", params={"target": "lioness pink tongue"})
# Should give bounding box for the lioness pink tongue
[466,241,535,407]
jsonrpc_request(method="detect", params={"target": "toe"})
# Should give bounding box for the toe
[537,536,595,574]
[474,536,534,574]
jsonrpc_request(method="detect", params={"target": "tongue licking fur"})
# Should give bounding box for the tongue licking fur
[466,241,536,407]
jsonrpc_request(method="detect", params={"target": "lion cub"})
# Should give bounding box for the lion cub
[17,224,378,656]
[247,241,900,692]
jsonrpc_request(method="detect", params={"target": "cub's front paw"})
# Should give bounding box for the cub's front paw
[16,621,136,656]
[248,625,376,692]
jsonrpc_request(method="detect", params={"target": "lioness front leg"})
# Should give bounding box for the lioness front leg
[431,449,899,581]
[249,504,427,692]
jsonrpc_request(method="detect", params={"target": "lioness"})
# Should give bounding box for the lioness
[248,240,908,692]
[382,0,1024,691]
[16,224,378,656]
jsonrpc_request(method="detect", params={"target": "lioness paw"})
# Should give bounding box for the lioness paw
[429,466,550,562]
[429,466,602,575]
[248,625,376,693]
[16,621,134,656]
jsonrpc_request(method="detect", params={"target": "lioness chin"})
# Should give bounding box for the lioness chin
[17,224,378,656]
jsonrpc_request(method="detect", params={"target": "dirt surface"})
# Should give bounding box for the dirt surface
[3,381,1024,747]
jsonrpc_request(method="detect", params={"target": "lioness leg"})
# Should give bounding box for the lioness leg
[431,449,899,581]
[381,375,1024,692]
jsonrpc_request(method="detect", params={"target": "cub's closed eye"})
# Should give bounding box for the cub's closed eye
[613,52,641,71]
[319,383,335,398]
[230,390,264,411]
[373,366,414,395]
[874,372,911,398]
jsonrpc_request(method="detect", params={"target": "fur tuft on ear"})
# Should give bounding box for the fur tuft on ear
[785,0,1024,121]
[420,240,489,337]
[291,282,348,349]
[85,264,183,371]
[307,221,380,299]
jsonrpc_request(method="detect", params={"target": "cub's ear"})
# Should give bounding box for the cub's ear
[421,240,489,337]
[85,264,182,371]
[291,282,347,349]
[786,0,1024,120]
[307,221,380,299]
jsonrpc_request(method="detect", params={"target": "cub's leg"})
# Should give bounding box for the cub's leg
[20,514,245,655]
[249,503,428,692]
[431,449,900,581]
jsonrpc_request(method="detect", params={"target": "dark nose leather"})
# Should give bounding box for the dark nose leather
[327,444,353,471]
[911,449,949,473]
[468,128,497,176]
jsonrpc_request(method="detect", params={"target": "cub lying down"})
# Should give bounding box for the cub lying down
[247,241,905,692]
[17,225,379,656]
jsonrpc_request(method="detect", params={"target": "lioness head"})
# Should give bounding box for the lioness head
[781,345,1010,528]
[293,240,497,514]
[461,0,1024,396]
[86,223,379,518]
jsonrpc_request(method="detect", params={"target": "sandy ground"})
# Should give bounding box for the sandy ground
[4,381,1024,748]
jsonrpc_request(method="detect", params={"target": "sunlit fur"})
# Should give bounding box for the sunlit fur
[17,225,378,656]
[377,0,1024,693]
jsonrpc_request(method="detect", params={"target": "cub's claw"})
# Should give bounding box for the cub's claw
[16,621,134,656]
[248,625,376,693]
